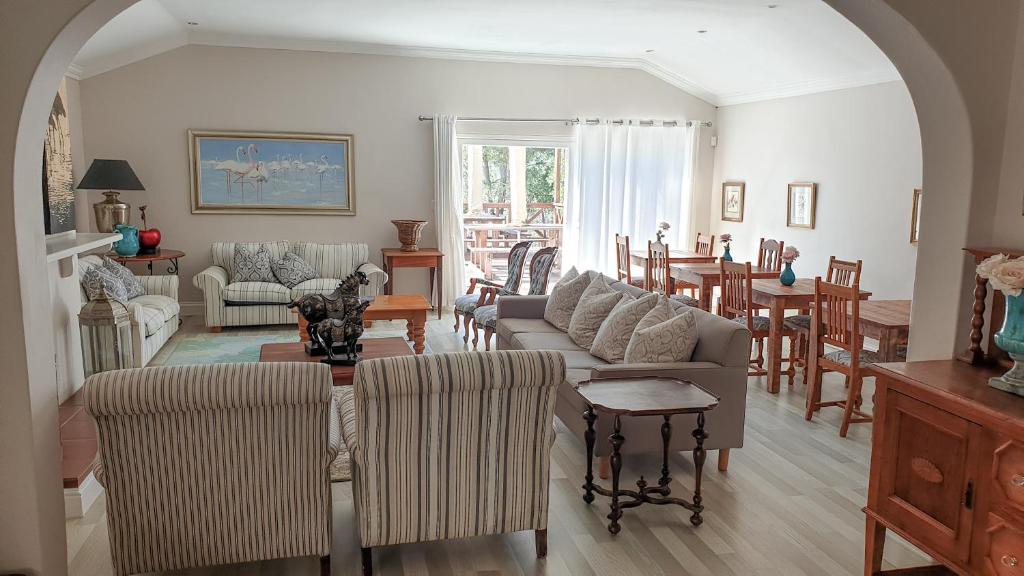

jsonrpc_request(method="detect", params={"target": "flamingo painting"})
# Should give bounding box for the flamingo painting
[191,131,354,214]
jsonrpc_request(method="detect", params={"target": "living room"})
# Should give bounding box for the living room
[6,1,1024,576]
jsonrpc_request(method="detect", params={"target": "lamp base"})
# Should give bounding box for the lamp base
[93,191,130,233]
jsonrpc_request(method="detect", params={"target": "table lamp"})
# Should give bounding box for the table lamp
[77,159,145,233]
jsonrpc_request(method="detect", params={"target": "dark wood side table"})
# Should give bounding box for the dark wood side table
[381,248,443,319]
[577,377,720,535]
[107,248,185,275]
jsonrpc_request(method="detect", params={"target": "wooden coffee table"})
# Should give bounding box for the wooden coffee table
[578,377,719,535]
[294,294,431,354]
[259,337,414,386]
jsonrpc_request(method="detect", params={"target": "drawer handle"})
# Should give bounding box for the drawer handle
[1003,554,1020,567]
[1012,474,1024,487]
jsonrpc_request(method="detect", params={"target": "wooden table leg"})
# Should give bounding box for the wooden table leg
[700,277,714,312]
[690,412,707,526]
[659,415,672,493]
[436,257,443,319]
[767,299,786,394]
[864,515,886,576]
[583,408,596,504]
[608,415,624,535]
[877,328,899,362]
[407,310,426,354]
[428,266,435,310]
[383,255,393,295]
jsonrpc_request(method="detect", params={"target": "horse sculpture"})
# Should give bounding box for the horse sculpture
[309,299,372,363]
[286,270,370,360]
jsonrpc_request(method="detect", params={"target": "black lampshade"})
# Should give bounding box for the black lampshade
[77,159,145,191]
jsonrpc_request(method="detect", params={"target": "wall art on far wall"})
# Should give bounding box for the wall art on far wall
[189,130,355,215]
[43,78,75,234]
[910,188,923,244]
[721,181,745,222]
[787,182,817,229]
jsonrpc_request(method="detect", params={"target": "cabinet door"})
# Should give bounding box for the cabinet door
[877,391,982,564]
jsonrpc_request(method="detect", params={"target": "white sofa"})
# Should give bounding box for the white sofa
[192,241,388,330]
[79,255,180,367]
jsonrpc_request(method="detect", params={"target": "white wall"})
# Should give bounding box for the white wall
[78,44,717,306]
[710,81,922,300]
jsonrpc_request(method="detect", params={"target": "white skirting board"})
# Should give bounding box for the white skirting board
[65,472,103,519]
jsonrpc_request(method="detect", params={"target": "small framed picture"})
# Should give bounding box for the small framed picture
[910,188,923,244]
[721,181,745,222]
[787,182,817,229]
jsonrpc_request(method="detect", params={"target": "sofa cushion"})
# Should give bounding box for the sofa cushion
[232,244,277,283]
[512,331,584,351]
[568,277,625,349]
[130,294,180,322]
[565,369,592,387]
[223,281,292,304]
[590,292,659,363]
[212,241,289,276]
[289,278,343,299]
[80,266,130,303]
[101,257,145,299]
[624,299,699,364]
[561,349,610,370]
[497,318,561,343]
[272,252,319,288]
[544,267,593,331]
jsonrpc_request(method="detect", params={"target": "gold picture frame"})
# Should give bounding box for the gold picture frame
[910,188,923,244]
[721,181,745,222]
[189,129,355,215]
[787,182,817,229]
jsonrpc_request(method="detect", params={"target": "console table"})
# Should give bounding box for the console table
[866,360,1024,575]
[381,248,443,319]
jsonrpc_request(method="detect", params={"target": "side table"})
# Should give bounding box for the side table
[577,377,719,534]
[107,248,185,275]
[381,248,443,319]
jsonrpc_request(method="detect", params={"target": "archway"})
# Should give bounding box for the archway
[0,1,976,573]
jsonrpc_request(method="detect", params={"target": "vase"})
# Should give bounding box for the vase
[991,293,1024,396]
[392,219,428,252]
[113,224,140,257]
[722,246,733,262]
[779,262,796,286]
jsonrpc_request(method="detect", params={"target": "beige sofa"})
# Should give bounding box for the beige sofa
[497,275,752,471]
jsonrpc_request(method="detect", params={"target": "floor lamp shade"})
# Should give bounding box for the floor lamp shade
[78,159,145,233]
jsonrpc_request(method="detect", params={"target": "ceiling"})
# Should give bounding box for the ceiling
[71,0,900,106]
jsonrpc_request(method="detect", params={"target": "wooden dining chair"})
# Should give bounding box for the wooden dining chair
[804,278,875,437]
[757,238,785,272]
[614,234,644,287]
[720,261,773,376]
[676,233,715,299]
[646,240,672,295]
[785,257,863,382]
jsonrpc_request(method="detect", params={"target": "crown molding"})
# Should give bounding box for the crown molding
[65,63,84,80]
[715,68,901,106]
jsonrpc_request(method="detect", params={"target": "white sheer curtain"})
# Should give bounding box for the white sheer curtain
[433,115,465,306]
[563,122,697,274]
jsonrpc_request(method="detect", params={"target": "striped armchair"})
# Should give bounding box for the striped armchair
[86,363,339,576]
[341,350,565,575]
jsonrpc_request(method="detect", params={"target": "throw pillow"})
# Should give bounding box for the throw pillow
[271,252,319,288]
[101,257,145,300]
[232,243,276,283]
[568,277,625,349]
[80,266,130,303]
[623,298,700,364]
[590,292,659,363]
[544,267,594,331]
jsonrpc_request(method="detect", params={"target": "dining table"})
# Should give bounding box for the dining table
[749,278,872,394]
[669,263,779,311]
[848,299,911,361]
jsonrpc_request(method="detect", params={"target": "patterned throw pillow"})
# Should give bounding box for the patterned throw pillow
[101,257,145,299]
[271,252,319,288]
[80,266,130,303]
[232,243,276,283]
[623,298,700,364]
[544,267,594,331]
[590,292,660,363]
[568,276,625,349]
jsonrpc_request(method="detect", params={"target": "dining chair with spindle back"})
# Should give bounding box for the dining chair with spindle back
[646,241,672,295]
[614,234,644,287]
[675,233,716,303]
[805,278,880,436]
[785,257,864,382]
[720,261,793,376]
[757,238,785,272]
[695,233,715,257]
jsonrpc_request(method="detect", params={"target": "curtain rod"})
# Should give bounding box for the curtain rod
[417,116,712,128]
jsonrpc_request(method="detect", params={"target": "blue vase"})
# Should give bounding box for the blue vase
[779,262,795,286]
[991,294,1024,396]
[722,246,733,262]
[113,224,140,257]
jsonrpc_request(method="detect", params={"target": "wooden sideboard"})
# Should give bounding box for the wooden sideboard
[866,360,1024,575]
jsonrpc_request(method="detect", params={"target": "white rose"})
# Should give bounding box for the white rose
[977,253,1008,280]
[990,258,1024,297]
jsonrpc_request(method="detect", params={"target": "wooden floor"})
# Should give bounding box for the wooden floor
[66,313,931,576]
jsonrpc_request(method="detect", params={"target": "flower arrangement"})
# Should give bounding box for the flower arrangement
[655,221,671,243]
[720,233,732,247]
[978,254,1024,297]
[781,246,800,264]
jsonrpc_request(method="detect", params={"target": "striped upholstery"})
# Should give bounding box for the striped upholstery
[222,281,292,304]
[86,363,336,576]
[290,278,342,299]
[344,350,565,549]
[194,242,388,328]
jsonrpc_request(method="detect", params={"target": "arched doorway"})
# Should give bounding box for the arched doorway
[0,1,977,573]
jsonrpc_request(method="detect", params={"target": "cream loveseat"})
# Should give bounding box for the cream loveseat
[193,241,388,330]
[497,274,751,471]
[80,255,180,367]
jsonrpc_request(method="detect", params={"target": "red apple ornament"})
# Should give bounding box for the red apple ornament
[138,205,161,254]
